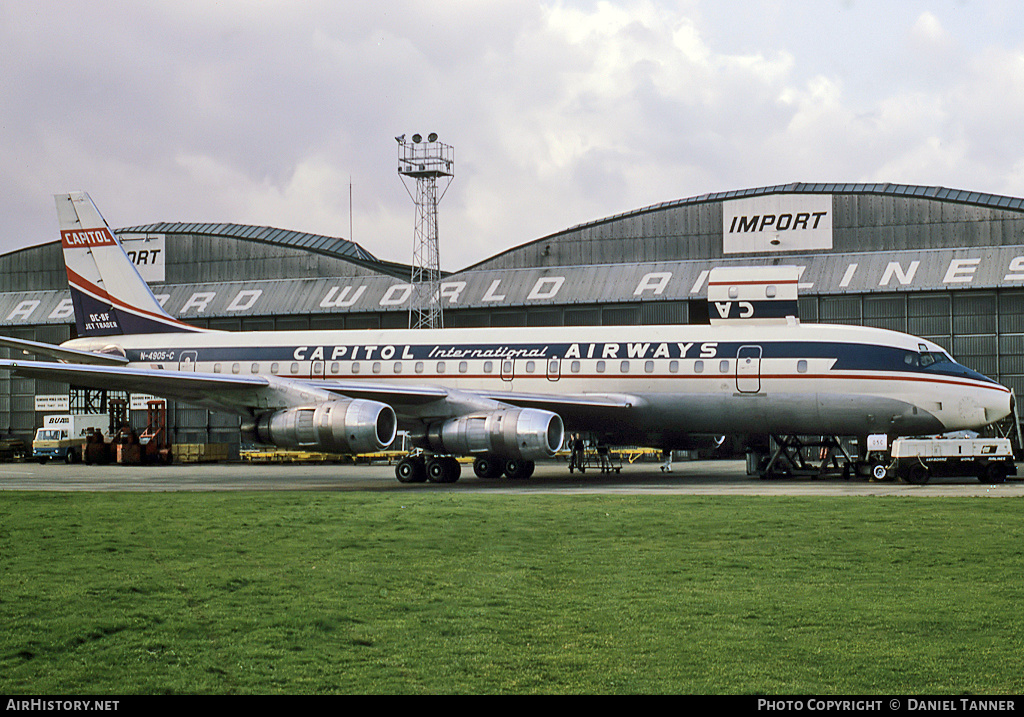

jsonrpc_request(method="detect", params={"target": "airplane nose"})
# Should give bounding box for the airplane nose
[999,391,1015,424]
[961,366,1014,425]
[984,387,1013,425]
[941,384,1013,432]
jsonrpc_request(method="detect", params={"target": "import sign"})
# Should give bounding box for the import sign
[723,194,833,254]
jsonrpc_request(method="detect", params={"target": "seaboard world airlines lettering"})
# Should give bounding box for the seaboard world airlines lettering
[0,192,1013,485]
[9,259,1024,326]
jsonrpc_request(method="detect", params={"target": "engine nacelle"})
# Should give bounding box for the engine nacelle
[251,399,397,455]
[427,407,564,462]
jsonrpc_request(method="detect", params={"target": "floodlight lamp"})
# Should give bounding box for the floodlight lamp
[428,133,438,142]
[412,134,422,143]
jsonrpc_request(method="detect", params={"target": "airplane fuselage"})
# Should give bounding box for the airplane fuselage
[62,321,1011,446]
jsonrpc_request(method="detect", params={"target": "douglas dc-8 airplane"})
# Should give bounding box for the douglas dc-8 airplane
[0,192,1013,482]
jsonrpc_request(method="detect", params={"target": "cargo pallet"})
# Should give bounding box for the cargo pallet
[172,444,231,463]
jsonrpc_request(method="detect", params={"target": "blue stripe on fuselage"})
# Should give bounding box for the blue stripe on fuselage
[124,339,998,384]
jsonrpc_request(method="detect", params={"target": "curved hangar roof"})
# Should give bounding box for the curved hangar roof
[0,220,415,325]
[470,182,1024,272]
[420,181,1024,309]
[117,221,414,281]
[4,183,1024,326]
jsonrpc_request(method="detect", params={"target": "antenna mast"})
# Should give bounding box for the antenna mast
[397,132,454,329]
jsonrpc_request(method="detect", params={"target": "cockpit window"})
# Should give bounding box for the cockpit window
[904,350,954,371]
[920,351,950,368]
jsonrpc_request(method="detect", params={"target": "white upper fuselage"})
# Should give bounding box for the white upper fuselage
[62,320,1012,441]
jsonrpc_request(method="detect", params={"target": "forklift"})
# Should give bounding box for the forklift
[97,398,173,465]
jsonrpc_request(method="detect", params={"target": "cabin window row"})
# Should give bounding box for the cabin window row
[201,358,803,375]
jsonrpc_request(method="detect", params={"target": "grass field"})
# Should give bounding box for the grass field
[1,491,1023,694]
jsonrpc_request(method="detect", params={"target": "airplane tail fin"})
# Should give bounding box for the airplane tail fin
[56,192,201,336]
[707,266,800,325]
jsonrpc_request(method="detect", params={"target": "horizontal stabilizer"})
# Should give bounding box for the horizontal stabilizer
[707,266,800,324]
[0,335,129,365]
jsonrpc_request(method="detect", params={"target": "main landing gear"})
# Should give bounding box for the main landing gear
[394,453,535,483]
[395,454,461,483]
[475,456,535,480]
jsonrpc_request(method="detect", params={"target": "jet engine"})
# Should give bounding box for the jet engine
[426,407,564,462]
[250,399,397,455]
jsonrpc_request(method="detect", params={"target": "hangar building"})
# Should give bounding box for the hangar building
[2,182,1023,450]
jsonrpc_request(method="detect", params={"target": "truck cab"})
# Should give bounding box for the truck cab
[32,414,110,464]
[33,426,76,463]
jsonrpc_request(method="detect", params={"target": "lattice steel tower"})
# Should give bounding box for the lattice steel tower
[397,133,454,329]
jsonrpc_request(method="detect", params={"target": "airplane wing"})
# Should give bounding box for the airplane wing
[469,388,641,433]
[315,380,635,409]
[0,335,129,365]
[316,379,640,431]
[473,389,635,409]
[0,358,269,410]
[0,358,457,412]
[0,357,636,420]
[468,389,630,411]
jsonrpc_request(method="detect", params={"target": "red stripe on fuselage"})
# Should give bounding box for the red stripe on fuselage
[136,365,1006,394]
[707,279,799,286]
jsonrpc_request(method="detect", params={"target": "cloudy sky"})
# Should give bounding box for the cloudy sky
[2,0,1023,271]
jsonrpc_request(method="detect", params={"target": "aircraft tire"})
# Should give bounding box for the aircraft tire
[473,456,504,479]
[426,457,461,483]
[443,457,461,482]
[396,456,426,483]
[426,458,445,483]
[504,459,535,480]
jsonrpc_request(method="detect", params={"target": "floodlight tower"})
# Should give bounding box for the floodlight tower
[397,132,454,329]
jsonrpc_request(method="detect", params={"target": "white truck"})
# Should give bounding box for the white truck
[32,414,110,464]
[889,436,1017,485]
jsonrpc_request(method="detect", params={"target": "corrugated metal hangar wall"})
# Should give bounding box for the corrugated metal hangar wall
[3,183,1024,449]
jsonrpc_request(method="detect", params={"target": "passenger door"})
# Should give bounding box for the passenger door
[178,351,198,371]
[736,345,762,393]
